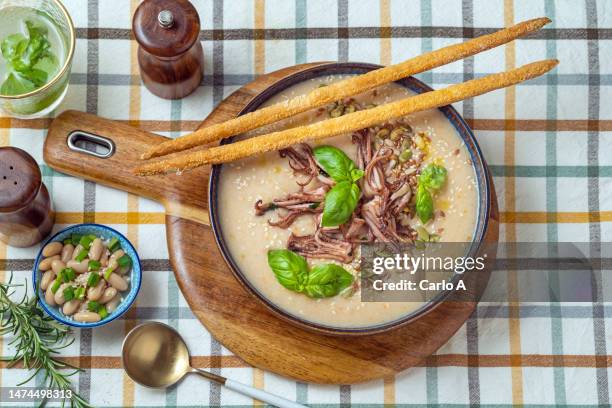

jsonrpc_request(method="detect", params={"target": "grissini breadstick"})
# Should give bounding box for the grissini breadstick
[141,17,551,160]
[135,59,558,176]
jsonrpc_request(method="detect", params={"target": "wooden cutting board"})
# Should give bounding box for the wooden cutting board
[44,62,499,384]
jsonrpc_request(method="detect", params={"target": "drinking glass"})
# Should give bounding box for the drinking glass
[0,0,75,118]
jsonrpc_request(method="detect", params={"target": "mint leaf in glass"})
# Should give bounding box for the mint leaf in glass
[0,72,36,95]
[1,33,27,60]
[0,20,58,96]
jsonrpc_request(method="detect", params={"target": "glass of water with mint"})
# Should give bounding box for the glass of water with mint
[0,0,75,118]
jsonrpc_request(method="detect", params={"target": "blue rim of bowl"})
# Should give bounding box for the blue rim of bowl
[32,223,142,328]
[209,62,491,335]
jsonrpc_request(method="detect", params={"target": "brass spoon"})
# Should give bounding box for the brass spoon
[122,322,307,408]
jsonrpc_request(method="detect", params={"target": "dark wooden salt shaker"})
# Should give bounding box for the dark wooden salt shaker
[133,0,204,100]
[0,147,54,248]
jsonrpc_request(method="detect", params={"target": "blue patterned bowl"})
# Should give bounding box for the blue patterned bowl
[32,224,142,328]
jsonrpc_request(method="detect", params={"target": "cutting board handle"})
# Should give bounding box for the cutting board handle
[44,110,211,224]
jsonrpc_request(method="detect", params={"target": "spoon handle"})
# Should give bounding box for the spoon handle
[224,379,308,408]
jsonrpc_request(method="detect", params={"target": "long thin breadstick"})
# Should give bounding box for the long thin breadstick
[141,17,551,160]
[135,59,558,176]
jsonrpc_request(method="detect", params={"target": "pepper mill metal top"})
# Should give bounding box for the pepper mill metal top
[157,10,174,28]
[133,0,201,59]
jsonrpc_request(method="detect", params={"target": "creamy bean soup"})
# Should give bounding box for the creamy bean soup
[217,76,478,328]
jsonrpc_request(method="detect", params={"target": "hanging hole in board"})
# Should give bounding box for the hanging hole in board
[67,131,115,159]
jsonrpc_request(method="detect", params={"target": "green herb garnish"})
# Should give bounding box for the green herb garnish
[78,235,94,250]
[320,181,361,227]
[267,249,354,298]
[74,249,88,262]
[51,270,63,293]
[86,301,100,312]
[0,20,58,96]
[117,254,131,268]
[86,272,100,288]
[108,237,120,252]
[62,267,76,282]
[103,267,113,281]
[62,286,74,302]
[304,263,355,298]
[313,146,364,227]
[74,286,86,300]
[50,278,61,294]
[70,234,82,246]
[88,260,101,271]
[1,277,91,407]
[98,305,108,319]
[415,164,447,223]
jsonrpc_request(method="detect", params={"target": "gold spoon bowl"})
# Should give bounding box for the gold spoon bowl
[122,322,307,408]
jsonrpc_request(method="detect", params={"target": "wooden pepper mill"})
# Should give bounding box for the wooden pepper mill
[133,0,204,99]
[0,147,55,247]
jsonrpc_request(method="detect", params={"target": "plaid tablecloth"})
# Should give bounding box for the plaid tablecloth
[2,0,612,406]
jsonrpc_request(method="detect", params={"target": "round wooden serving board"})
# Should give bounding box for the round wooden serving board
[44,62,499,384]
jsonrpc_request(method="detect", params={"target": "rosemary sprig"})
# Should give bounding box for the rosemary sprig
[0,277,92,408]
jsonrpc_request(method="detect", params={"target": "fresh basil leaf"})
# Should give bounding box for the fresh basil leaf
[267,249,309,292]
[1,33,26,60]
[321,181,360,227]
[419,164,447,191]
[267,250,354,299]
[304,264,354,298]
[313,145,356,182]
[416,184,434,223]
[0,73,36,96]
[350,168,364,182]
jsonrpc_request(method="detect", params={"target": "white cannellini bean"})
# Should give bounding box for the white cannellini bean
[71,244,84,260]
[105,294,121,312]
[61,244,75,264]
[105,259,118,273]
[42,241,63,257]
[73,311,101,323]
[99,287,117,304]
[51,259,66,275]
[54,283,70,305]
[100,249,110,267]
[67,259,89,274]
[88,238,103,261]
[87,279,106,301]
[62,299,81,316]
[40,270,55,291]
[107,273,128,291]
[38,255,60,271]
[45,285,56,306]
[109,249,125,264]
